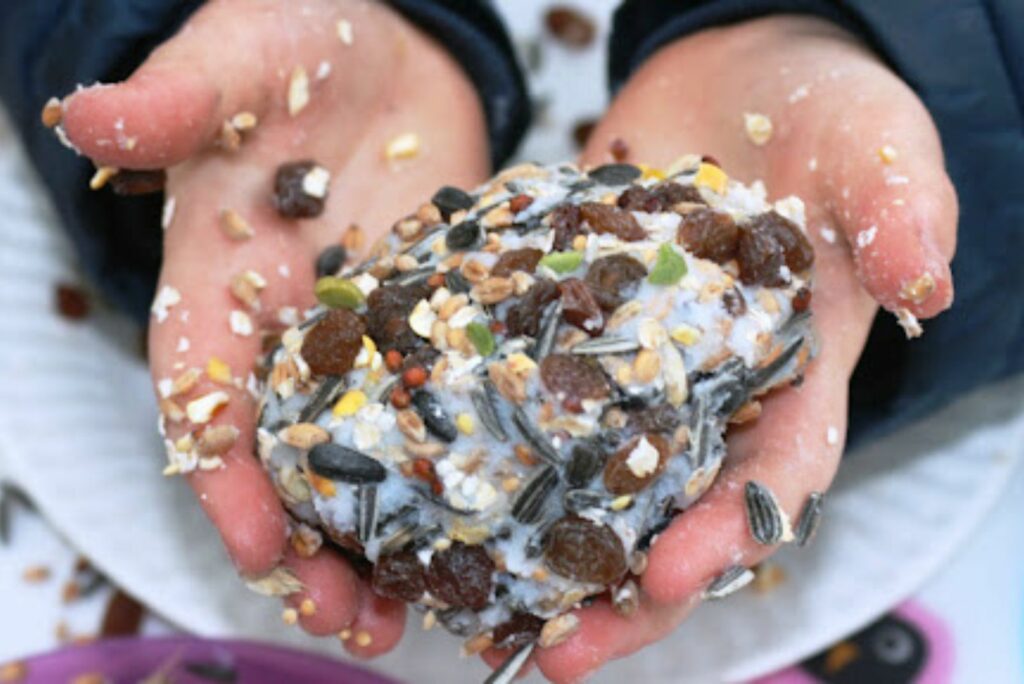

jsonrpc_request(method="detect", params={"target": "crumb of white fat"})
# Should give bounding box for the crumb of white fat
[337,19,354,45]
[895,307,923,338]
[626,436,659,478]
[151,285,181,323]
[315,60,331,80]
[301,165,331,198]
[856,225,877,249]
[826,426,840,445]
[885,174,910,186]
[161,196,176,230]
[807,157,818,172]
[819,227,836,244]
[788,84,810,103]
[229,310,254,337]
[743,112,773,146]
[176,336,190,353]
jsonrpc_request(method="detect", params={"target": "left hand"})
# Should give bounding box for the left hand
[490,15,957,682]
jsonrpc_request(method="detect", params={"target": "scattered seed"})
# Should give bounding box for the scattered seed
[470,277,514,304]
[55,283,90,320]
[878,144,898,164]
[22,565,51,583]
[745,480,786,545]
[41,97,63,128]
[648,243,688,285]
[229,309,253,336]
[588,163,641,186]
[186,391,229,424]
[471,381,508,441]
[432,186,475,221]
[197,425,239,456]
[315,244,347,277]
[512,406,562,465]
[89,165,118,190]
[220,208,254,240]
[337,18,354,45]
[703,564,755,600]
[412,391,458,443]
[895,307,923,338]
[385,132,420,161]
[274,160,329,218]
[794,492,824,547]
[612,579,640,616]
[109,169,166,195]
[570,335,639,355]
[279,423,331,449]
[299,376,345,422]
[466,321,496,356]
[544,6,596,48]
[511,465,558,524]
[287,66,310,116]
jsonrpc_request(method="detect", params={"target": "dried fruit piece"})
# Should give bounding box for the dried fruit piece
[314,277,365,309]
[648,243,688,285]
[538,250,584,274]
[466,322,496,356]
[544,516,626,584]
[506,279,560,337]
[541,354,610,405]
[426,542,495,610]
[550,203,585,250]
[677,208,739,264]
[603,434,670,495]
[273,160,329,218]
[491,247,543,277]
[372,551,427,602]
[737,211,815,285]
[365,281,433,353]
[55,283,90,320]
[558,278,604,336]
[301,309,366,375]
[492,612,544,650]
[584,253,647,311]
[579,202,646,241]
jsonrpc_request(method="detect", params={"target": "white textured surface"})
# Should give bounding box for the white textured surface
[1,3,1023,680]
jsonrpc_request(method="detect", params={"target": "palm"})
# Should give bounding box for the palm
[61,0,488,655]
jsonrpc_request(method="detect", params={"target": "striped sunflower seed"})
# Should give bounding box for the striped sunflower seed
[511,465,558,524]
[703,564,755,600]
[569,335,640,356]
[744,480,785,545]
[794,491,824,547]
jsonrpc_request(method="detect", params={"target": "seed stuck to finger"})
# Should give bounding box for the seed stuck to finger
[794,492,824,547]
[41,97,63,128]
[702,564,755,600]
[89,166,119,191]
[220,209,254,241]
[744,480,787,545]
[287,66,310,116]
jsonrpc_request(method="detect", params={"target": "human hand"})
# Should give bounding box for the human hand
[501,15,957,681]
[58,0,489,655]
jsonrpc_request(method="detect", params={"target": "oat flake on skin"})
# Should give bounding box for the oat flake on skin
[230,310,254,337]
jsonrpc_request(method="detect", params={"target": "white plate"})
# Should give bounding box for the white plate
[1,110,1022,683]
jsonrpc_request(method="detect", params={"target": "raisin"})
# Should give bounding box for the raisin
[55,283,89,320]
[425,542,495,610]
[541,354,611,407]
[584,254,648,312]
[722,287,747,316]
[372,551,427,602]
[559,278,604,336]
[273,160,327,218]
[792,286,812,313]
[491,247,544,277]
[677,208,739,264]
[616,186,660,213]
[301,309,366,375]
[544,6,596,48]
[544,516,627,585]
[626,404,681,435]
[314,244,347,278]
[506,279,560,337]
[109,169,166,196]
[365,282,433,353]
[579,202,646,241]
[603,433,670,495]
[493,613,544,649]
[653,182,704,207]
[736,211,815,286]
[550,203,585,250]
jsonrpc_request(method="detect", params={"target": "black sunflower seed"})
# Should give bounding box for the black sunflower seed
[471,381,508,442]
[531,301,563,360]
[744,480,785,545]
[307,443,386,484]
[702,564,754,600]
[444,269,471,294]
[445,220,482,251]
[357,485,379,543]
[564,442,605,487]
[297,376,345,423]
[511,466,558,524]
[314,244,347,278]
[588,163,642,186]
[794,492,824,547]
[484,642,536,684]
[563,488,608,514]
[512,406,562,465]
[431,185,475,221]
[411,391,458,442]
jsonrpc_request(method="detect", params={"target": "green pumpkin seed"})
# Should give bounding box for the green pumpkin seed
[314,276,364,309]
[648,243,687,285]
[538,250,584,274]
[466,321,496,356]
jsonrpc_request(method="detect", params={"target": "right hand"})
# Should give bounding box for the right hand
[59,0,490,655]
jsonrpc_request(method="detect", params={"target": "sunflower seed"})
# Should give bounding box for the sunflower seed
[588,163,642,186]
[532,301,563,360]
[379,524,416,554]
[565,442,605,487]
[445,220,482,251]
[745,480,785,545]
[431,186,475,221]
[307,443,387,484]
[703,564,755,600]
[525,519,555,558]
[444,269,471,294]
[471,381,508,442]
[512,406,562,465]
[511,465,558,524]
[412,391,458,443]
[297,375,345,423]
[385,265,435,287]
[747,337,804,393]
[570,335,640,355]
[563,488,608,514]
[315,244,347,278]
[357,485,379,543]
[485,642,536,684]
[794,491,824,547]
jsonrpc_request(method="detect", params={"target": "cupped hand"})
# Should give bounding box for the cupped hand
[58,0,489,655]
[507,15,957,682]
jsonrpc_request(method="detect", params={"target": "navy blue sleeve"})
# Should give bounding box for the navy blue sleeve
[610,0,1024,447]
[0,0,529,324]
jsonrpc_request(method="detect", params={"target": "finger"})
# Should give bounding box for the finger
[283,547,361,636]
[820,88,958,319]
[532,595,699,684]
[340,585,407,658]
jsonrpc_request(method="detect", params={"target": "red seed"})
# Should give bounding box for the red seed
[411,458,442,494]
[385,349,404,372]
[509,194,535,214]
[427,273,446,288]
[792,286,812,312]
[402,366,428,389]
[391,387,411,409]
[55,283,89,320]
[609,138,629,162]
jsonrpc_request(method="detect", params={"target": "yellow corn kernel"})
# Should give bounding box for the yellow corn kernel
[455,413,475,435]
[206,356,232,385]
[308,473,337,497]
[639,164,666,181]
[333,389,367,417]
[670,324,702,346]
[361,335,377,357]
[694,162,728,194]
